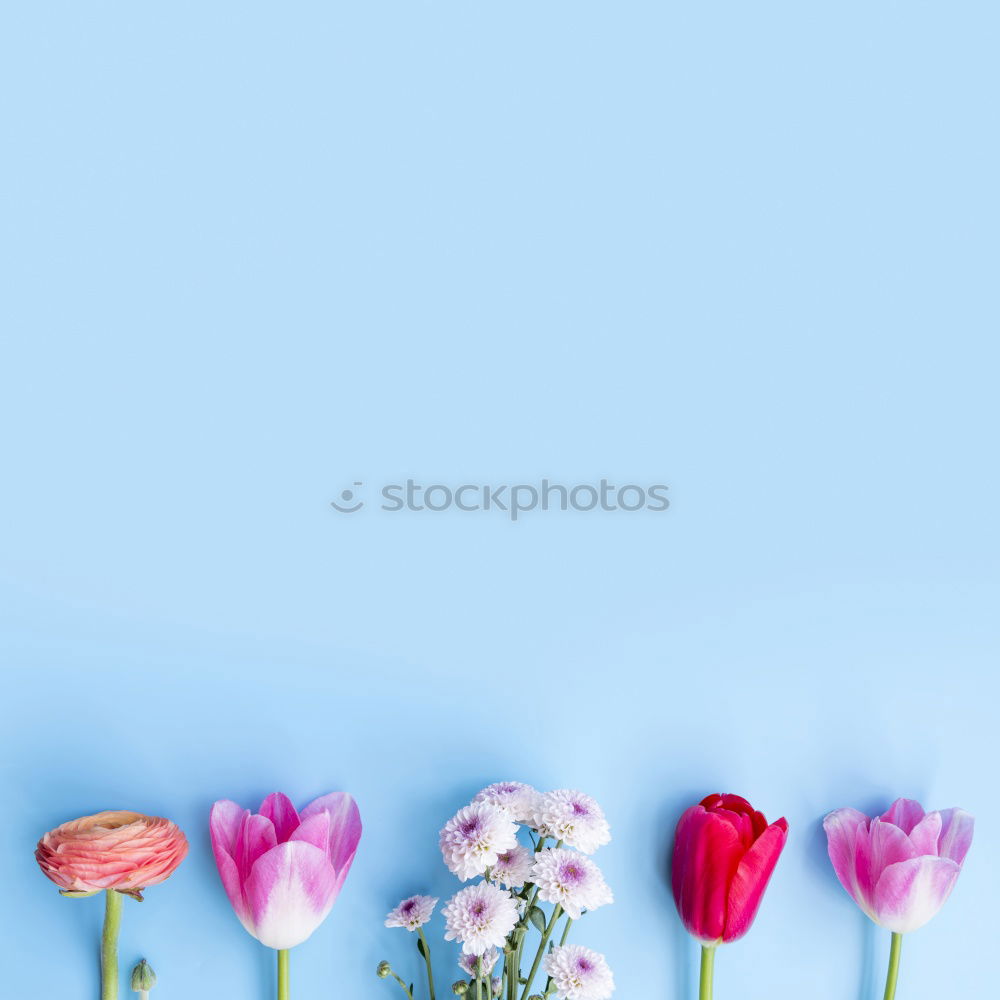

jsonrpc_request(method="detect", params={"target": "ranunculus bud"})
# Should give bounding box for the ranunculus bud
[452,981,469,995]
[36,811,188,894]
[131,959,157,992]
[377,961,392,979]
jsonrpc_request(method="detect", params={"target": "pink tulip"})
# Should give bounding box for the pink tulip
[210,792,362,951]
[824,797,974,933]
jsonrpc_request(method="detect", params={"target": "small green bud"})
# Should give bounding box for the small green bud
[528,995,544,1000]
[452,981,469,995]
[377,961,392,979]
[131,959,156,992]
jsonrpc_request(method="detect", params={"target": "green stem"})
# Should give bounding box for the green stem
[389,972,412,999]
[699,945,715,1000]
[537,915,574,999]
[101,890,123,1000]
[417,928,436,1000]
[883,933,902,1000]
[519,905,561,1000]
[277,949,290,1000]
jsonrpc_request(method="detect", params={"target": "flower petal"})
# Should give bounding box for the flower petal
[907,812,942,856]
[210,800,247,857]
[880,799,925,836]
[937,809,974,865]
[260,793,301,844]
[299,793,363,873]
[245,841,339,950]
[209,802,253,929]
[856,818,917,908]
[671,805,742,943]
[872,856,960,933]
[290,812,332,852]
[235,813,278,883]
[823,808,871,915]
[724,818,788,942]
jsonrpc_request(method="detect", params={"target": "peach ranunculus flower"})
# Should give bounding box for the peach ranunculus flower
[36,810,189,898]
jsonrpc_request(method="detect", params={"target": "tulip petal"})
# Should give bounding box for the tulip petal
[245,841,339,950]
[937,809,975,865]
[671,806,742,943]
[260,793,301,844]
[823,808,871,914]
[880,798,925,836]
[724,818,788,941]
[299,793,363,873]
[210,802,253,929]
[235,814,277,883]
[210,800,247,856]
[872,856,960,933]
[856,818,917,907]
[907,812,942,856]
[290,811,332,852]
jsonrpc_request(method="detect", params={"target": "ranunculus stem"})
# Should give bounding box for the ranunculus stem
[101,890,123,1000]
[699,945,715,1000]
[883,933,902,1000]
[277,949,290,1000]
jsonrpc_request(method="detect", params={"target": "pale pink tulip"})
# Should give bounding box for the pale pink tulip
[823,797,974,933]
[210,792,361,950]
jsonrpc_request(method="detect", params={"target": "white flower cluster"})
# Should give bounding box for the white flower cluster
[381,781,615,1000]
[532,789,611,855]
[544,945,615,1000]
[440,803,519,881]
[531,848,614,920]
[443,882,520,955]
[385,894,439,931]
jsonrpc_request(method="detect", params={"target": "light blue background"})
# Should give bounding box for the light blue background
[1,3,997,998]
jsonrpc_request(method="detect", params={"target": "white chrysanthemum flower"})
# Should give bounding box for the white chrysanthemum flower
[385,894,439,931]
[530,848,613,920]
[473,781,541,825]
[543,945,615,1000]
[440,803,519,881]
[458,947,500,977]
[490,846,535,889]
[532,790,611,854]
[443,883,520,955]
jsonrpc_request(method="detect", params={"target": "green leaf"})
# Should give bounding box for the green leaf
[417,936,427,959]
[528,907,546,934]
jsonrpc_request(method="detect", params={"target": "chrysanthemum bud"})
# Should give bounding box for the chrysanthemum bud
[377,961,392,979]
[528,995,544,1000]
[452,981,469,995]
[131,959,156,992]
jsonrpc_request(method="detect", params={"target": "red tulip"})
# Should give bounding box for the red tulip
[671,793,788,945]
